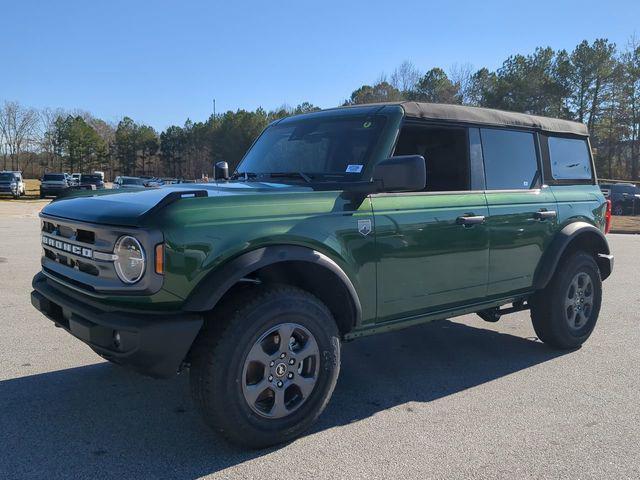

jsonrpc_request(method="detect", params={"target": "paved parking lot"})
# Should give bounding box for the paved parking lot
[1,201,639,479]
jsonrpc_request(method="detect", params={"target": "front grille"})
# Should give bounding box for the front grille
[44,248,99,276]
[42,220,95,244]
[39,214,163,295]
[40,217,107,289]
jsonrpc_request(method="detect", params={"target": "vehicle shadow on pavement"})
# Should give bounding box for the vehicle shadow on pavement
[0,319,566,479]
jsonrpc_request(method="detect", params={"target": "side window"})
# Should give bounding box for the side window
[548,136,592,180]
[481,129,538,190]
[393,124,470,191]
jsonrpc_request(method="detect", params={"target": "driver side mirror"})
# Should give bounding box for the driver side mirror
[372,155,426,192]
[214,161,229,181]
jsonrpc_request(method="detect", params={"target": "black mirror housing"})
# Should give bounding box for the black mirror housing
[214,161,229,180]
[372,155,426,192]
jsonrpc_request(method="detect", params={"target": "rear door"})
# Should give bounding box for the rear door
[480,128,558,297]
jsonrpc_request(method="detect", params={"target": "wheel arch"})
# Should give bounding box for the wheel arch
[183,245,363,335]
[533,221,612,290]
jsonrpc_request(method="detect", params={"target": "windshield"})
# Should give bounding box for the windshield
[237,115,387,180]
[123,178,145,185]
[43,174,64,181]
[0,173,16,181]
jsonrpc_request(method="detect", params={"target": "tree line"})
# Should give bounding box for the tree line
[1,37,638,181]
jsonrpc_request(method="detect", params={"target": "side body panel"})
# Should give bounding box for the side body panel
[550,184,607,231]
[158,191,380,324]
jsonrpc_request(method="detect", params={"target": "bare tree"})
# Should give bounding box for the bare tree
[38,107,67,171]
[0,101,39,171]
[390,61,422,93]
[0,114,6,170]
[449,62,475,105]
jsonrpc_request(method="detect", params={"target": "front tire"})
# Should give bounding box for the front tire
[530,252,602,349]
[190,285,340,448]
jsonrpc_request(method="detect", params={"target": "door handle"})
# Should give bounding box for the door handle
[533,210,557,220]
[456,215,486,226]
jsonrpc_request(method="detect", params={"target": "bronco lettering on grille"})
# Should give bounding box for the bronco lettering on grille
[42,235,93,259]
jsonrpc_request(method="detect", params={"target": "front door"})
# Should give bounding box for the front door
[371,123,489,323]
[371,192,490,323]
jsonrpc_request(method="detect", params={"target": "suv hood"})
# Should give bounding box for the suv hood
[41,182,314,226]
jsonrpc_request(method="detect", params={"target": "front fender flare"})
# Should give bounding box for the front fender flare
[533,221,612,289]
[183,245,363,325]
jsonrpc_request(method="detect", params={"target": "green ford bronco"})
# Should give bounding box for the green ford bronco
[31,102,613,448]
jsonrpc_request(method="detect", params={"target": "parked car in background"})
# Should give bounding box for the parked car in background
[113,176,146,189]
[79,173,105,190]
[71,173,81,186]
[40,173,70,198]
[93,171,105,182]
[0,171,26,199]
[137,175,163,187]
[599,183,640,215]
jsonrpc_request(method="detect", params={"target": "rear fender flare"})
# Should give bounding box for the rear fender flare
[533,221,612,289]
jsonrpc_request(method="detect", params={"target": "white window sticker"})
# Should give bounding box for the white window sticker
[346,164,363,173]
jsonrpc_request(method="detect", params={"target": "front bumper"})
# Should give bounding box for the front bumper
[40,187,67,196]
[31,272,203,378]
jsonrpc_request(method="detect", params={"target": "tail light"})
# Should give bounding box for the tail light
[604,199,612,234]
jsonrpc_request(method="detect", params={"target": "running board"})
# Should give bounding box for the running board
[477,299,529,323]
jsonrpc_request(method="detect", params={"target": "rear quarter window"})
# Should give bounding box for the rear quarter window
[548,137,592,180]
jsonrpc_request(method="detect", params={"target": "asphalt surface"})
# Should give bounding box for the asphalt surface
[1,201,639,479]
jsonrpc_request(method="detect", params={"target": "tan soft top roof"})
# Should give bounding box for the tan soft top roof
[399,102,588,136]
[319,102,588,136]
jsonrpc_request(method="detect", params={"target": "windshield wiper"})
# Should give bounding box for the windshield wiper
[267,172,313,184]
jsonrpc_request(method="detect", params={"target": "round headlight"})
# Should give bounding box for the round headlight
[114,236,145,284]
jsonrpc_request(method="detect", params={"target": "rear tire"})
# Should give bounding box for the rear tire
[189,285,341,448]
[530,252,602,349]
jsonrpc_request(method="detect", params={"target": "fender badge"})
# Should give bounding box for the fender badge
[358,219,372,236]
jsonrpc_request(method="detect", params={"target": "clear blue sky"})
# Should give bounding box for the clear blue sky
[2,0,638,131]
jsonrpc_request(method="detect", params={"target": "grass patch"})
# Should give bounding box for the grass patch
[24,179,40,197]
[610,215,640,234]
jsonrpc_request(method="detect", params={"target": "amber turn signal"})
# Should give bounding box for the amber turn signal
[155,243,164,274]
